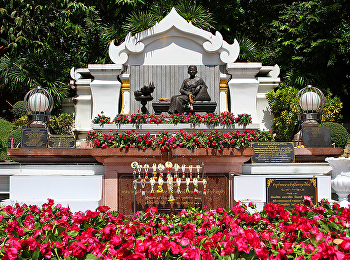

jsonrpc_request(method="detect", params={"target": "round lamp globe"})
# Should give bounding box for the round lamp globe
[299,91,321,112]
[28,93,49,112]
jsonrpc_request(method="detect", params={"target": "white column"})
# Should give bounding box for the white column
[72,80,92,131]
[70,68,92,140]
[227,63,262,124]
[257,64,280,130]
[88,64,123,120]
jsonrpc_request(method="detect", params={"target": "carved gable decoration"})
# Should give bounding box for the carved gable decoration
[109,8,240,66]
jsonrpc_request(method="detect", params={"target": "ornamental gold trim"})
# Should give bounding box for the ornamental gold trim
[220,78,229,111]
[120,79,130,115]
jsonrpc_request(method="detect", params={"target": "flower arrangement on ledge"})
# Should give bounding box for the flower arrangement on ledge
[86,129,273,151]
[93,112,252,126]
[1,198,350,260]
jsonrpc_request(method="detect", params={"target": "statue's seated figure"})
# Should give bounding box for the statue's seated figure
[168,65,211,114]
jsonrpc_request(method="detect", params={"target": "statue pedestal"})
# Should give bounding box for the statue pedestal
[295,147,343,162]
[91,148,254,217]
[7,148,253,216]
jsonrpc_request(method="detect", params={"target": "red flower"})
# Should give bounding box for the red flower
[255,245,269,259]
[182,246,200,260]
[97,206,110,212]
[200,250,214,260]
[40,243,52,259]
[69,241,86,258]
[304,195,313,207]
[339,237,350,251]
[146,207,158,213]
[2,248,18,260]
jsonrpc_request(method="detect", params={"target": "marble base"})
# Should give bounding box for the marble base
[236,163,332,211]
[0,164,104,212]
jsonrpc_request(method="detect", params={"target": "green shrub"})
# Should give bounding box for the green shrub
[0,119,14,160]
[12,101,26,119]
[13,115,28,129]
[48,113,74,135]
[266,84,299,141]
[322,122,350,148]
[0,118,13,140]
[7,127,23,149]
[322,94,343,122]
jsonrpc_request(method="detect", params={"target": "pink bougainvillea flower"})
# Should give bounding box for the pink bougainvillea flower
[2,248,18,260]
[170,241,182,255]
[40,243,52,259]
[125,252,147,260]
[69,241,87,258]
[182,246,200,260]
[200,250,214,260]
[304,195,313,207]
[255,245,269,259]
[339,237,350,251]
[0,198,350,260]
[97,205,110,212]
[180,209,189,217]
[146,207,158,213]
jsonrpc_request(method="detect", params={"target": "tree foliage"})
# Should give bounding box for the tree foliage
[122,0,215,35]
[268,0,350,91]
[0,0,349,122]
[0,0,107,117]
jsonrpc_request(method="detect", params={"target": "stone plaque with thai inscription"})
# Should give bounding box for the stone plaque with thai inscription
[21,128,48,148]
[302,127,331,148]
[48,135,75,148]
[118,173,228,219]
[251,142,295,163]
[266,178,317,208]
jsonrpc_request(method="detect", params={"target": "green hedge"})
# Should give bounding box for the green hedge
[322,122,350,148]
[12,101,26,119]
[7,127,22,149]
[0,119,14,160]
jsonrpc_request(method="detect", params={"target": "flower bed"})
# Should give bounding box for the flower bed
[93,112,252,126]
[1,198,350,260]
[88,112,271,151]
[86,129,273,151]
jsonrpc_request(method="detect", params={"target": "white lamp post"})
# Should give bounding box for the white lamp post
[295,85,324,127]
[24,86,53,127]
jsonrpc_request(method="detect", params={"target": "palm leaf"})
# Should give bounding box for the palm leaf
[175,2,215,30]
[122,11,158,35]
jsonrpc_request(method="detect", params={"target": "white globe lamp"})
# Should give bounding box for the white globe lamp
[24,86,53,127]
[299,91,321,112]
[28,93,50,112]
[295,85,324,125]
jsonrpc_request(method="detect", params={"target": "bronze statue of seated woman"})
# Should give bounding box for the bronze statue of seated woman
[168,65,211,114]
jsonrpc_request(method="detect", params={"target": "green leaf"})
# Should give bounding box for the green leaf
[306,210,314,218]
[14,17,22,26]
[32,248,40,260]
[67,230,79,237]
[317,220,330,233]
[83,254,98,260]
